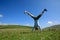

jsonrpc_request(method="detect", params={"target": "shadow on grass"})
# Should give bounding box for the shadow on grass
[20,31,41,34]
[20,32,32,34]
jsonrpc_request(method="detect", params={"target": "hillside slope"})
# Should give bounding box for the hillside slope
[42,25,60,31]
[0,25,32,29]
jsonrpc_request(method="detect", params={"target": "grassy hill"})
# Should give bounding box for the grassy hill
[0,25,60,40]
[42,25,60,31]
[0,25,32,29]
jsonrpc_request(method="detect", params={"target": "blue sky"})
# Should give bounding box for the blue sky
[0,0,60,28]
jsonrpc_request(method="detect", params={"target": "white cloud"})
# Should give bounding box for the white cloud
[47,21,53,24]
[0,22,20,25]
[25,24,30,26]
[47,21,60,26]
[36,21,60,29]
[0,14,3,17]
[46,21,54,27]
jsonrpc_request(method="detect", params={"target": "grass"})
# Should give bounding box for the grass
[0,25,60,40]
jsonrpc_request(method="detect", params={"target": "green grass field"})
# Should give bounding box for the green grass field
[0,25,60,40]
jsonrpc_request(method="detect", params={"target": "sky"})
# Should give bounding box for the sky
[0,0,60,28]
